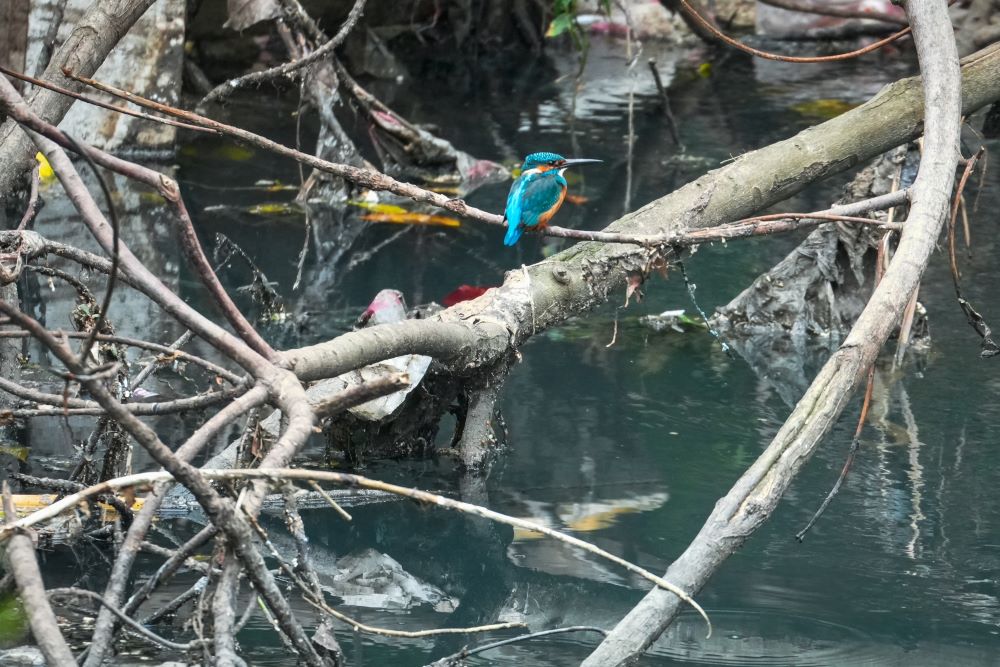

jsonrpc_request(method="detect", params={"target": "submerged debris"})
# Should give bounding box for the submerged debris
[330,548,457,612]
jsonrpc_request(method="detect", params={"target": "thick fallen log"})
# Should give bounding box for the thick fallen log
[282,42,1000,384]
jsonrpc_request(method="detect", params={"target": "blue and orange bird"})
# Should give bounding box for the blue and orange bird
[503,152,601,246]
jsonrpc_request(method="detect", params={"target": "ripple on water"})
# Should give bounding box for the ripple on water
[645,610,995,666]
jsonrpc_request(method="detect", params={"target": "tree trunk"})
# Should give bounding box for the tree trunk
[0,0,159,197]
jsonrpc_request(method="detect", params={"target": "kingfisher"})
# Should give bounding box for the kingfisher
[503,152,601,246]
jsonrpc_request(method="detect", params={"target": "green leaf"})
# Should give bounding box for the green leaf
[546,13,574,38]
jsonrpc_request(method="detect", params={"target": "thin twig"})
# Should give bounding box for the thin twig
[129,330,195,392]
[21,66,909,251]
[125,525,218,615]
[307,480,352,520]
[946,146,998,356]
[138,576,207,625]
[0,64,215,133]
[647,59,681,147]
[0,330,242,384]
[0,381,246,417]
[16,164,41,231]
[310,596,524,639]
[794,364,876,541]
[63,69,507,226]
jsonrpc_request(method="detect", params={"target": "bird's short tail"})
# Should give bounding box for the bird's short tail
[504,223,524,246]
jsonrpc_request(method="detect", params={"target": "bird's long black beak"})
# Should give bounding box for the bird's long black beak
[562,158,602,167]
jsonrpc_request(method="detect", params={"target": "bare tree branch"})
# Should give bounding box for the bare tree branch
[0,466,711,632]
[581,2,962,663]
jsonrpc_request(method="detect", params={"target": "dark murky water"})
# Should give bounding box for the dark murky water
[13,37,1000,665]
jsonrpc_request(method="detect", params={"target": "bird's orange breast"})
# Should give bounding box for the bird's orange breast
[535,187,567,228]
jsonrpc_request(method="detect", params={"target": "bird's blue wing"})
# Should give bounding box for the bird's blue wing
[504,175,528,228]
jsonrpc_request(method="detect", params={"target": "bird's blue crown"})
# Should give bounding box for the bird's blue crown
[523,152,565,169]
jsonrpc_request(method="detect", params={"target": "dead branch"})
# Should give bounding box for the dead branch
[0,78,276,361]
[129,330,195,392]
[0,383,245,417]
[311,373,410,417]
[0,330,243,384]
[15,163,40,230]
[13,66,906,249]
[677,0,912,62]
[280,44,1000,391]
[0,63,213,133]
[0,87,327,663]
[61,68,509,227]
[947,146,999,355]
[794,364,876,541]
[63,132,119,367]
[126,525,219,616]
[92,385,268,662]
[429,626,608,666]
[0,25,996,667]
[48,587,199,651]
[581,2,962,664]
[139,576,208,626]
[0,307,328,667]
